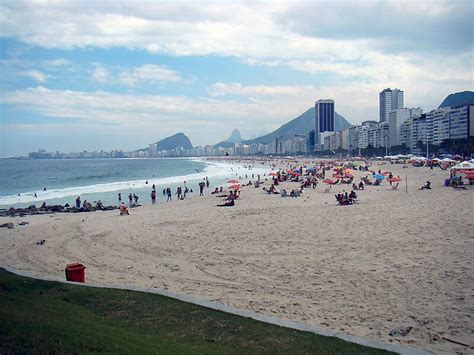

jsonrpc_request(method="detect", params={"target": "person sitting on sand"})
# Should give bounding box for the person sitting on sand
[349,190,357,200]
[419,180,431,190]
[211,187,219,194]
[352,183,359,190]
[217,199,235,207]
[119,202,130,215]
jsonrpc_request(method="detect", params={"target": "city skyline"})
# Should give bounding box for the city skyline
[1,0,473,157]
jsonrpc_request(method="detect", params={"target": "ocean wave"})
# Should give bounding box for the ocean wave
[0,160,268,206]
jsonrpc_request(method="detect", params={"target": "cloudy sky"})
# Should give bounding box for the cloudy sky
[0,0,472,156]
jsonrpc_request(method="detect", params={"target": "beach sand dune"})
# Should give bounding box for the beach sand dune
[1,163,473,354]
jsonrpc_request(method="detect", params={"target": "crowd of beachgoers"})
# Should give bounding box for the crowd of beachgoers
[204,155,473,210]
[3,156,472,219]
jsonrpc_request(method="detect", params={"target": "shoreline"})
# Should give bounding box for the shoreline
[0,158,472,354]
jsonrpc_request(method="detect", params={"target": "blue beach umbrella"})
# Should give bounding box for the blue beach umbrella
[374,174,385,180]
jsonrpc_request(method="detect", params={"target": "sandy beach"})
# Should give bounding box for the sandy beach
[1,160,472,354]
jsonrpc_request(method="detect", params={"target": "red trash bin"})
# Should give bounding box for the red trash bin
[65,263,86,283]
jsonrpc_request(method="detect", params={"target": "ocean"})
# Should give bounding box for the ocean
[0,158,267,208]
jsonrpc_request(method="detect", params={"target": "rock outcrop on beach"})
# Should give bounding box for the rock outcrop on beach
[0,204,122,217]
[438,91,474,108]
[243,107,352,145]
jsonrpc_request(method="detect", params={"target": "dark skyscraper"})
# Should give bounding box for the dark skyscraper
[315,99,335,151]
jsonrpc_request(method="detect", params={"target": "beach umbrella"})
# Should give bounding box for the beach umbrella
[227,179,239,183]
[332,174,343,178]
[229,184,241,189]
[382,171,391,176]
[344,173,353,178]
[373,174,385,180]
[388,177,401,183]
[269,172,278,176]
[323,179,337,184]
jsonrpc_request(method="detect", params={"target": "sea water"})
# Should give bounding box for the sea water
[0,158,268,208]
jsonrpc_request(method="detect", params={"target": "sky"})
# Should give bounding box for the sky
[0,0,473,156]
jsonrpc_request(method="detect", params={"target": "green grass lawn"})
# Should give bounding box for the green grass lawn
[0,268,392,354]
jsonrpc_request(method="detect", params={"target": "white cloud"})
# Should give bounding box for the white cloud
[0,86,314,145]
[210,82,317,98]
[22,69,47,82]
[91,64,182,86]
[91,65,110,83]
[118,64,182,86]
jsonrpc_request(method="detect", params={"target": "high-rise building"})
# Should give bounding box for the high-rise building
[379,88,404,123]
[388,107,423,147]
[315,99,335,151]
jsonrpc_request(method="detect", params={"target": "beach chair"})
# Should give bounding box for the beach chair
[391,182,399,190]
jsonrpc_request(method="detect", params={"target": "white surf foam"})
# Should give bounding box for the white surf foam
[0,160,269,206]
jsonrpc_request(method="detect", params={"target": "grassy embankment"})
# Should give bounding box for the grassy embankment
[0,268,391,354]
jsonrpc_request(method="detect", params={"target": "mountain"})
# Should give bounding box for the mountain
[138,132,193,152]
[243,107,352,145]
[227,129,243,143]
[438,91,474,108]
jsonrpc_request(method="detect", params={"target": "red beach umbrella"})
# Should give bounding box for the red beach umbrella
[332,174,343,178]
[323,179,337,185]
[227,179,240,183]
[344,173,353,178]
[229,184,241,189]
[388,177,401,183]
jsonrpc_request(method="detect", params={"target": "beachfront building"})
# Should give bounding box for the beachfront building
[400,118,413,151]
[388,107,423,148]
[315,99,335,151]
[341,128,350,150]
[379,88,404,123]
[405,104,474,154]
[368,122,389,149]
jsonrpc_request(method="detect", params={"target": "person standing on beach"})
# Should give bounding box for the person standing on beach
[128,193,133,205]
[206,179,210,188]
[199,182,204,196]
[75,196,81,208]
[166,187,172,202]
[133,194,139,204]
[118,193,122,201]
[151,190,156,204]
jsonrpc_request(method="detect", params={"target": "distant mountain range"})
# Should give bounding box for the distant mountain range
[141,91,471,152]
[438,91,474,108]
[138,132,193,152]
[213,129,244,148]
[226,129,243,143]
[242,107,352,145]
